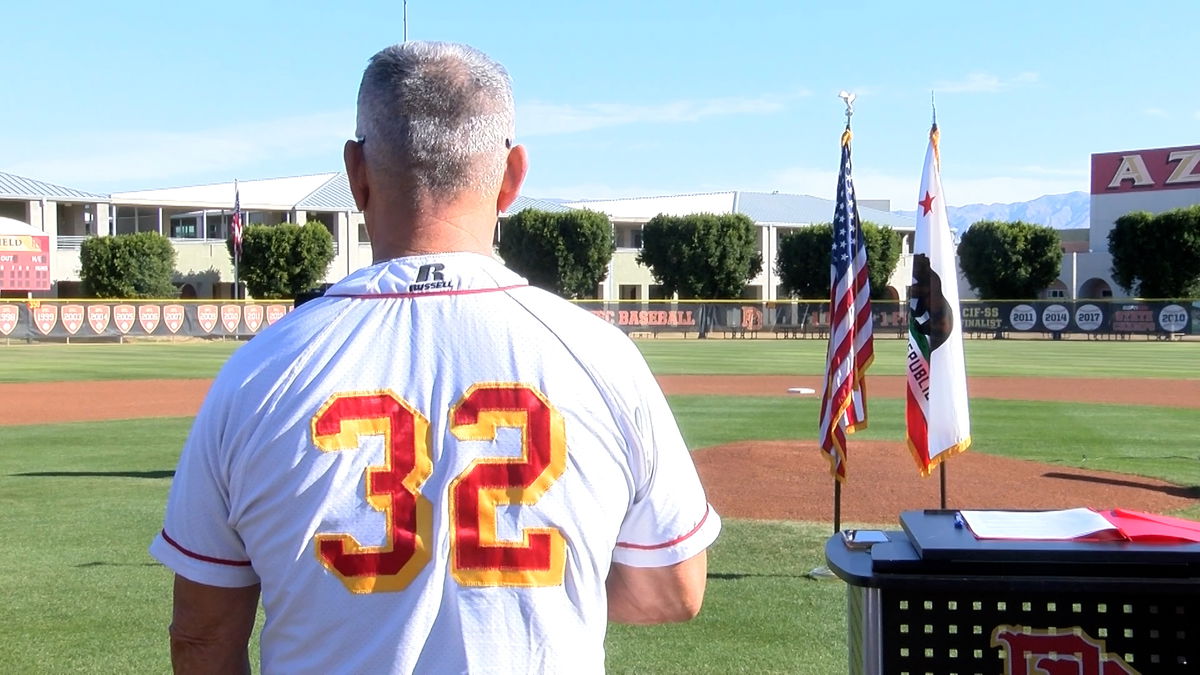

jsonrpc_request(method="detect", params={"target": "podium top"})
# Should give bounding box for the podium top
[900,510,1200,565]
[825,510,1200,589]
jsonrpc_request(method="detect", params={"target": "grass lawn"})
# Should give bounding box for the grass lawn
[2,337,1199,382]
[0,419,844,674]
[635,336,1200,379]
[2,338,1197,673]
[0,341,242,383]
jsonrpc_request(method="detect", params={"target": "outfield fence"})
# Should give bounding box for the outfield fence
[0,297,1196,342]
[573,299,1200,340]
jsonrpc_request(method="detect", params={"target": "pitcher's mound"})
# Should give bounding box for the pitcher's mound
[694,440,1197,524]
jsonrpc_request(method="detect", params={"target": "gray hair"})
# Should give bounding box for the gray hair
[355,41,515,197]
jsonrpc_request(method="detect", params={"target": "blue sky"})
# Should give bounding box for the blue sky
[2,1,1197,207]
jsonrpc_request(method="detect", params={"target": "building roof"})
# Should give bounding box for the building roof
[295,173,355,210]
[0,171,107,202]
[502,195,574,216]
[565,192,737,219]
[568,190,915,230]
[111,173,342,210]
[738,191,914,229]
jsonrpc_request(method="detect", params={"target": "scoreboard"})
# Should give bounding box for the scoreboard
[0,234,51,291]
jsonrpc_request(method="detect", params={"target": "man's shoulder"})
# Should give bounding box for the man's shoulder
[507,287,629,342]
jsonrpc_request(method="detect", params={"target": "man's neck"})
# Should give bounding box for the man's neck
[367,193,497,262]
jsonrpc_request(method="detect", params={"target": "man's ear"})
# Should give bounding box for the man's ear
[344,140,369,212]
[496,144,528,215]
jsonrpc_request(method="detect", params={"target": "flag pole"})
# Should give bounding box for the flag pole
[813,89,872,579]
[833,481,841,533]
[233,179,240,301]
[930,96,949,510]
[832,93,854,536]
[940,463,947,508]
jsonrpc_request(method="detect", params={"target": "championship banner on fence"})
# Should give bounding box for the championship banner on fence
[0,301,292,340]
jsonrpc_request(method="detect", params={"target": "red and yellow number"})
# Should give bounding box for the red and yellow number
[311,391,433,594]
[449,384,567,587]
[311,384,566,593]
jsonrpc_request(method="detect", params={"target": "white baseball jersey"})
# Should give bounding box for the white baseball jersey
[150,252,720,674]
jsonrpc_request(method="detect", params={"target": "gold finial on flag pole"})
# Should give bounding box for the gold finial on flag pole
[838,90,856,127]
[838,91,856,146]
[930,92,941,163]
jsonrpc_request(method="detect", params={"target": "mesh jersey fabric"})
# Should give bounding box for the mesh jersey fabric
[150,252,720,674]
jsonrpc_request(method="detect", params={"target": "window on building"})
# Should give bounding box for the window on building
[629,229,643,249]
[206,213,228,239]
[170,218,197,239]
[1046,288,1066,298]
[619,284,641,300]
[741,285,763,300]
[648,284,670,300]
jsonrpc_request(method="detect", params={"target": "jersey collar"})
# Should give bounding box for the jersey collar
[324,252,528,298]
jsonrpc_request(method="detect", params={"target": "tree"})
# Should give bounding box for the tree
[498,208,614,298]
[956,220,1063,299]
[775,221,902,299]
[80,231,178,298]
[1108,206,1200,297]
[229,221,335,298]
[636,213,763,299]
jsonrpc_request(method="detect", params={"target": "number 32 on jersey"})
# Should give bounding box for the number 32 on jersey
[310,383,567,594]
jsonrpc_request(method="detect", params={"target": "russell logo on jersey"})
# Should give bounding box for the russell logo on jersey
[408,263,453,293]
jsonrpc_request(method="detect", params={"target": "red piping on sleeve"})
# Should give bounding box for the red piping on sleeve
[160,530,253,567]
[616,505,712,551]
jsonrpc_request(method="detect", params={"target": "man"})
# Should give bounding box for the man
[150,41,719,674]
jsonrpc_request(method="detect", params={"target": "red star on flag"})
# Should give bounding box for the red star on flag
[918,191,936,216]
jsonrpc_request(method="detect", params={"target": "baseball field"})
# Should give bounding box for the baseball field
[1,338,1198,674]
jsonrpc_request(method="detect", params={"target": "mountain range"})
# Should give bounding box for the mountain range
[896,191,1089,231]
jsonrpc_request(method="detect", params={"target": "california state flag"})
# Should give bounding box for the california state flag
[906,123,971,476]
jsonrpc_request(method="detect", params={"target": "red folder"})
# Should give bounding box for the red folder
[1099,509,1200,543]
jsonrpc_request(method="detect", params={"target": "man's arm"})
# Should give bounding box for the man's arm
[169,574,260,674]
[606,550,708,624]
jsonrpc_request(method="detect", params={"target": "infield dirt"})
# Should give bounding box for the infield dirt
[3,375,1195,522]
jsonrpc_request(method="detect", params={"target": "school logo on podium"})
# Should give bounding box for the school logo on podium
[60,304,85,335]
[113,305,136,334]
[992,625,1138,675]
[87,305,111,334]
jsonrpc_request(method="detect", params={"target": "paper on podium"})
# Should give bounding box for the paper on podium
[959,508,1119,540]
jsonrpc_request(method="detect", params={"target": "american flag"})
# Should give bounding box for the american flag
[818,127,875,481]
[231,183,243,259]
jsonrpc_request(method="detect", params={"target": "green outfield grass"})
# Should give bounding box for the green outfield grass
[0,341,242,383]
[2,337,1196,382]
[0,418,843,674]
[2,338,1198,673]
[635,336,1200,379]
